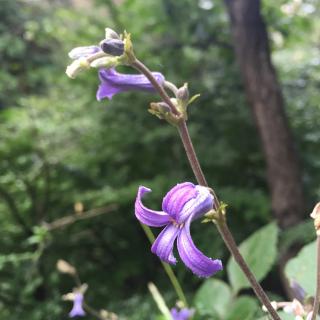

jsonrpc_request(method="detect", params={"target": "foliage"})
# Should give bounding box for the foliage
[285,240,317,295]
[0,0,320,319]
[227,223,279,293]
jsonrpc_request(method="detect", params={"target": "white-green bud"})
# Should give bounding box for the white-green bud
[90,56,119,68]
[66,58,90,79]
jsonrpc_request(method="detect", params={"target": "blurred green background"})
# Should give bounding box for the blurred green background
[0,0,320,319]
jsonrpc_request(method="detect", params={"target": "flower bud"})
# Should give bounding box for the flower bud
[150,102,171,113]
[105,28,120,40]
[100,39,124,56]
[176,83,189,102]
[56,259,76,275]
[310,202,320,219]
[66,58,90,79]
[68,46,101,59]
[311,202,320,234]
[90,57,119,68]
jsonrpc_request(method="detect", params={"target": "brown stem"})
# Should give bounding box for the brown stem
[311,235,320,320]
[217,221,280,320]
[45,204,118,231]
[131,58,280,320]
[131,59,180,116]
[177,121,208,187]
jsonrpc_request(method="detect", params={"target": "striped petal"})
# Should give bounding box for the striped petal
[177,217,222,277]
[135,186,170,227]
[151,223,180,264]
[177,185,214,223]
[162,182,198,219]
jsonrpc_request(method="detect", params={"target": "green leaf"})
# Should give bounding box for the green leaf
[285,240,316,295]
[256,311,293,320]
[194,279,232,318]
[227,223,279,293]
[225,296,259,320]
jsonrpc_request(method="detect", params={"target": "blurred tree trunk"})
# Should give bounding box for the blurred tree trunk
[224,0,305,228]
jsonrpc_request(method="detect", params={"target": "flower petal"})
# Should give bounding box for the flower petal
[69,293,86,318]
[171,308,194,320]
[151,224,180,264]
[135,186,170,227]
[177,185,214,223]
[177,218,222,277]
[96,68,165,101]
[162,182,198,219]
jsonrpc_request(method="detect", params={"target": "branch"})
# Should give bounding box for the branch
[44,204,118,231]
[0,186,32,235]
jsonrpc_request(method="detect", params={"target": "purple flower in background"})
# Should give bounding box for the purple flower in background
[290,280,306,302]
[171,307,194,320]
[96,68,165,100]
[69,293,86,318]
[135,182,223,277]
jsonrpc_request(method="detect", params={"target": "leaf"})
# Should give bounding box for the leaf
[225,296,259,320]
[194,279,232,318]
[227,223,279,293]
[285,240,316,295]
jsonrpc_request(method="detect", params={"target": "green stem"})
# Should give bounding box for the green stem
[132,59,280,320]
[311,235,320,320]
[141,223,188,306]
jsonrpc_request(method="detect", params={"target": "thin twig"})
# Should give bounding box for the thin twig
[45,204,118,231]
[132,59,280,320]
[311,235,320,320]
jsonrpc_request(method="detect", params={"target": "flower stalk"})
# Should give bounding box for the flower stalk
[311,237,320,320]
[311,203,320,320]
[132,58,281,320]
[141,223,188,306]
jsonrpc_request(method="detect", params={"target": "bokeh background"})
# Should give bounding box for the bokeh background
[0,0,320,319]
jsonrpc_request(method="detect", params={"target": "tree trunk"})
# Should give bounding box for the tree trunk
[224,0,305,228]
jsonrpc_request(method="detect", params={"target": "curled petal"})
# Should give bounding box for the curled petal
[135,186,170,227]
[177,218,222,277]
[177,185,214,223]
[162,182,197,219]
[96,68,165,100]
[151,224,180,264]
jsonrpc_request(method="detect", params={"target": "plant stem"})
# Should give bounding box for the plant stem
[132,59,280,320]
[141,223,188,306]
[217,221,281,320]
[311,235,320,320]
[131,59,180,116]
[177,121,208,187]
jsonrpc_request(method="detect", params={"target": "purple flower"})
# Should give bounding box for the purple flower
[171,308,194,320]
[135,182,223,277]
[290,280,306,302]
[96,68,165,100]
[69,293,86,318]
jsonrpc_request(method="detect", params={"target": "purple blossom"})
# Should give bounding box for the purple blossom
[290,280,306,302]
[69,293,86,318]
[171,308,194,320]
[96,68,165,100]
[135,182,223,277]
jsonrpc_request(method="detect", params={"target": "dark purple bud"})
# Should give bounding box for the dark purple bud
[100,39,124,56]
